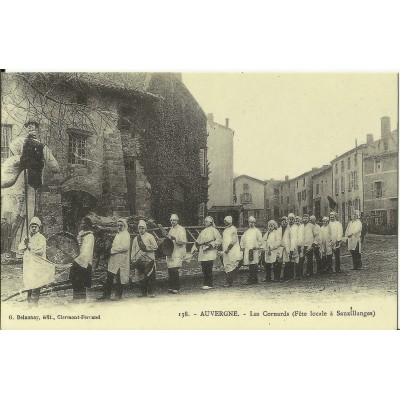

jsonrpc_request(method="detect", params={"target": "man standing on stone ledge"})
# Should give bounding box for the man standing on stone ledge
[1,119,59,252]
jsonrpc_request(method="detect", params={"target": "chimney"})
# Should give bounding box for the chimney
[207,113,214,122]
[381,116,391,139]
[285,175,289,181]
[366,133,374,144]
[225,118,229,128]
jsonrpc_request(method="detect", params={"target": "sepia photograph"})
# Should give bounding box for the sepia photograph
[1,71,398,329]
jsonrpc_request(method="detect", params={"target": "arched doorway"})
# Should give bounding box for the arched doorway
[62,190,97,234]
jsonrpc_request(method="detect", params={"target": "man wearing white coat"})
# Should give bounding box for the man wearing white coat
[285,213,299,280]
[276,216,289,281]
[344,210,363,270]
[192,216,222,290]
[221,216,242,287]
[17,216,53,305]
[320,217,333,273]
[329,211,343,273]
[166,214,188,294]
[261,220,280,282]
[97,218,131,301]
[131,220,159,298]
[240,215,262,285]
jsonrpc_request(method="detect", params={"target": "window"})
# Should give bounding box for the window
[288,182,291,188]
[254,210,261,219]
[374,181,383,198]
[68,132,88,166]
[341,160,344,172]
[280,196,283,204]
[340,176,345,193]
[265,199,269,209]
[302,190,306,200]
[274,188,279,196]
[334,178,339,195]
[354,198,360,211]
[371,210,388,226]
[347,200,352,220]
[124,159,136,171]
[287,196,289,204]
[374,160,382,173]
[354,153,358,165]
[243,183,249,191]
[347,157,351,169]
[1,124,12,163]
[198,203,205,218]
[297,192,301,203]
[347,173,352,192]
[302,206,307,215]
[240,192,252,204]
[296,181,299,188]
[335,163,338,174]
[316,183,319,195]
[353,171,358,190]
[321,180,323,193]
[303,177,306,186]
[199,149,207,176]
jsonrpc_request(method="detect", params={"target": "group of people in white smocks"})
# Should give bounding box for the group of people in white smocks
[15,208,363,304]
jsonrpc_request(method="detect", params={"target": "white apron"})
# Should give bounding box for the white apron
[240,227,262,265]
[108,230,131,284]
[222,225,242,273]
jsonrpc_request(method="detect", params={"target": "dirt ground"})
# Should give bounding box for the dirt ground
[1,234,397,305]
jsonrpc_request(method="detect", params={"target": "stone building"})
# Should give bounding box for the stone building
[293,169,319,216]
[363,117,398,232]
[311,165,333,220]
[331,145,364,228]
[264,178,283,221]
[1,72,207,244]
[233,175,266,227]
[276,176,296,217]
[206,113,236,225]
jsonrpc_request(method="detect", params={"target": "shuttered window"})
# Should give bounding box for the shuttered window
[1,124,12,163]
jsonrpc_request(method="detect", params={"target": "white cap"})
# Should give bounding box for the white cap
[288,213,295,218]
[170,214,179,221]
[249,216,256,223]
[204,216,213,223]
[29,216,41,227]
[224,216,233,224]
[138,219,147,229]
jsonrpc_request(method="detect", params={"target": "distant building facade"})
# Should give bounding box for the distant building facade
[293,169,319,216]
[277,176,296,217]
[233,175,266,227]
[264,179,283,221]
[207,114,235,224]
[311,165,333,220]
[363,117,398,233]
[331,145,364,228]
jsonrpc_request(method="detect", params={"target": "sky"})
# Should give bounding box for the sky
[182,73,398,181]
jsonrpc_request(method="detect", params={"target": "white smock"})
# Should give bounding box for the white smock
[167,224,188,268]
[345,219,362,251]
[222,225,242,273]
[193,226,222,262]
[107,230,131,284]
[262,230,281,263]
[240,227,262,265]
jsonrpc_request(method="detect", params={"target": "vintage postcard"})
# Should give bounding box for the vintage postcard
[1,72,398,329]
